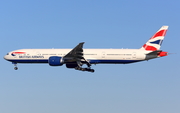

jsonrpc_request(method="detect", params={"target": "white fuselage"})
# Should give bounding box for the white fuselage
[3,26,168,72]
[4,49,152,64]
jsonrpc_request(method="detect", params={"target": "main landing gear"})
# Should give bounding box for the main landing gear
[75,61,95,73]
[75,61,95,72]
[75,67,95,73]
[13,62,18,70]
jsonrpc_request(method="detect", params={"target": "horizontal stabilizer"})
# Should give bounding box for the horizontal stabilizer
[146,50,162,55]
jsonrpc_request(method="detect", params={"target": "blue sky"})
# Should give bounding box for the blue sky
[0,0,180,113]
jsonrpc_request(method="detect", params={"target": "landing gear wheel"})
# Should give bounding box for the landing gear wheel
[85,68,95,73]
[81,68,86,71]
[75,67,95,72]
[14,67,18,70]
[75,67,80,70]
[90,69,95,73]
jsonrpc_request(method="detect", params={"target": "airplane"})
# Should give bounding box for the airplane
[4,26,168,72]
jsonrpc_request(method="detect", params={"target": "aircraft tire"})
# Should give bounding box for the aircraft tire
[90,69,95,72]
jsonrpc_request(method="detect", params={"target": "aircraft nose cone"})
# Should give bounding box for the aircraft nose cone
[4,55,7,60]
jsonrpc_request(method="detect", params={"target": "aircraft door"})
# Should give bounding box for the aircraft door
[132,52,136,59]
[102,52,105,58]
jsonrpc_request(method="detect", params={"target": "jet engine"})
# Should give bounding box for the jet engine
[66,63,78,68]
[48,56,64,66]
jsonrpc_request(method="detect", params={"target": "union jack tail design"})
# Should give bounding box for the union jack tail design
[140,26,168,51]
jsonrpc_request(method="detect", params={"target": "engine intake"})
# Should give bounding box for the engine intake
[48,56,64,66]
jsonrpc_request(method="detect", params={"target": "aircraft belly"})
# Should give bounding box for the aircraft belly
[7,59,48,63]
[89,59,142,64]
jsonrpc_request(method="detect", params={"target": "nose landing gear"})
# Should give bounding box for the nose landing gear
[13,62,18,70]
[14,67,18,70]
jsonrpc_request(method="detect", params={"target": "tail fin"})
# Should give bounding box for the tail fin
[140,26,168,51]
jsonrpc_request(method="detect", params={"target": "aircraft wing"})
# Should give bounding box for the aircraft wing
[64,42,84,59]
[63,42,90,66]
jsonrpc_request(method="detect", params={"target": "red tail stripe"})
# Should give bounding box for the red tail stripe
[150,29,167,39]
[143,44,157,51]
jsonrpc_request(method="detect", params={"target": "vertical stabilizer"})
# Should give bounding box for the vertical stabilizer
[140,26,168,51]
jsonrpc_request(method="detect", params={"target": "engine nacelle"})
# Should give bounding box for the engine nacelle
[48,56,64,66]
[66,63,78,68]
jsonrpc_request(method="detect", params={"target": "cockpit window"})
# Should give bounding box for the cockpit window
[7,53,9,55]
